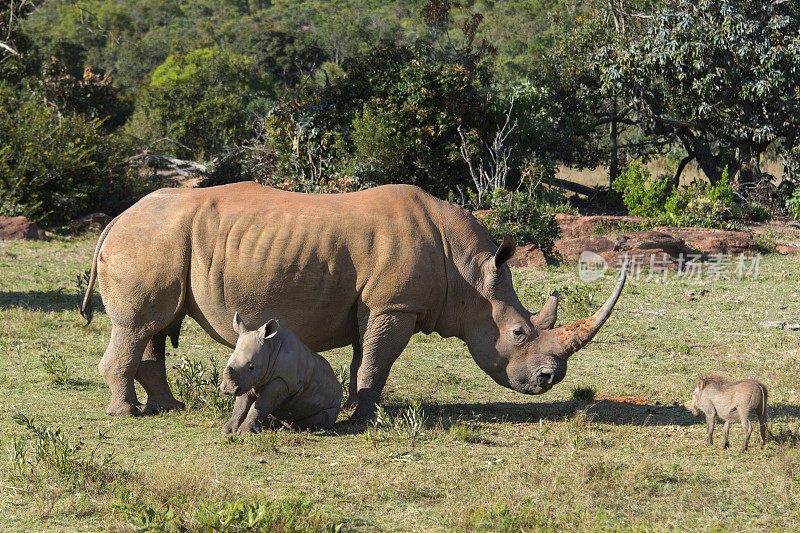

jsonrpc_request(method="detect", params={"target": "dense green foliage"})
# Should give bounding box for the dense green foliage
[0,91,151,227]
[129,47,273,158]
[613,161,744,228]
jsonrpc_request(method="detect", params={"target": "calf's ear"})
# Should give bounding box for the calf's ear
[257,318,280,342]
[233,311,248,335]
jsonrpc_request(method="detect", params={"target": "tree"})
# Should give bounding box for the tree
[134,47,275,159]
[601,0,800,185]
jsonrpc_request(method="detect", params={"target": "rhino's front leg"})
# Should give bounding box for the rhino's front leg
[352,311,416,423]
[238,380,290,434]
[222,390,257,434]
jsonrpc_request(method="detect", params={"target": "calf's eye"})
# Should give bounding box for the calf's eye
[248,363,255,370]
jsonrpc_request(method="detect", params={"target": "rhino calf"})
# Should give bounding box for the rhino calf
[220,312,342,434]
[686,374,767,451]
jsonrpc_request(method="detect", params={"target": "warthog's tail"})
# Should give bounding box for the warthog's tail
[759,381,768,420]
[80,216,119,324]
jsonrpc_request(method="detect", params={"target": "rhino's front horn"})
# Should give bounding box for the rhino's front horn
[546,258,629,360]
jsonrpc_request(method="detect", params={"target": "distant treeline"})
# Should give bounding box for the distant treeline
[1,0,798,227]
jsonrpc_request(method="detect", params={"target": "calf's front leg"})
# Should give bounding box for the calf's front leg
[238,380,290,434]
[222,390,257,434]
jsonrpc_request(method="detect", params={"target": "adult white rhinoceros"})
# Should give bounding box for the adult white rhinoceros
[81,182,627,420]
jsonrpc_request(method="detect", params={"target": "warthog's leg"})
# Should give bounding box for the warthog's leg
[222,390,257,434]
[352,311,416,423]
[740,410,752,452]
[98,326,148,416]
[137,331,185,415]
[705,412,716,445]
[238,380,290,434]
[721,419,731,449]
[343,342,362,410]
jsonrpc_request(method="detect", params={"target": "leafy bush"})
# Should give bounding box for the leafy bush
[481,189,560,254]
[172,355,233,413]
[612,161,674,218]
[131,47,274,160]
[0,91,148,227]
[612,161,749,228]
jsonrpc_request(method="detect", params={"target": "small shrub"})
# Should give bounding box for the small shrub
[481,188,560,253]
[612,161,674,218]
[40,344,71,386]
[172,355,234,413]
[334,365,350,407]
[571,386,596,402]
[448,422,482,443]
[366,400,428,451]
[9,414,119,490]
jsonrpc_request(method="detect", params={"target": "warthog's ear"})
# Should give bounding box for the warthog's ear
[257,319,280,342]
[494,235,516,269]
[698,378,706,390]
[233,311,249,335]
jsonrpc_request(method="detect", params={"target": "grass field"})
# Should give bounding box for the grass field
[1,235,800,531]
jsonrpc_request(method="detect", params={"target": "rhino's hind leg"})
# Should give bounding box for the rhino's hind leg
[137,330,185,415]
[98,326,149,416]
[343,342,362,410]
[352,311,416,423]
[291,407,339,431]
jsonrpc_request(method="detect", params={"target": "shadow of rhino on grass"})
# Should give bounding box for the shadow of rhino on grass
[0,290,103,314]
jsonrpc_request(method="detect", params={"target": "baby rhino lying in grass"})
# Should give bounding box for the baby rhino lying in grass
[686,374,767,451]
[220,312,342,434]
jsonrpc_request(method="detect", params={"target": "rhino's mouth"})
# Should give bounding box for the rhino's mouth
[219,381,242,396]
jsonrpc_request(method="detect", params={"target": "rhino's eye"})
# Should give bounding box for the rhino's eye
[248,363,255,371]
[512,327,528,342]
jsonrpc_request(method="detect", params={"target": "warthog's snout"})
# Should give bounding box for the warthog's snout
[220,367,242,396]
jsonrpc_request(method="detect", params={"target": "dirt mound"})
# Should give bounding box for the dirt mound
[556,214,647,238]
[594,394,652,406]
[555,230,688,270]
[0,216,46,241]
[653,227,758,255]
[508,245,547,268]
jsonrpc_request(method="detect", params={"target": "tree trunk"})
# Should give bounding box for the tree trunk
[610,96,619,189]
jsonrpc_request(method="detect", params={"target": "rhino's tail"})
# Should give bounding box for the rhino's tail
[80,215,119,324]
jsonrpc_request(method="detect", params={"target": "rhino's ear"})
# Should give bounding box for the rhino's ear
[494,235,516,269]
[257,319,280,342]
[233,311,248,335]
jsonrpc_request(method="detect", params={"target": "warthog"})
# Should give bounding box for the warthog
[686,374,768,451]
[220,313,342,433]
[80,183,628,421]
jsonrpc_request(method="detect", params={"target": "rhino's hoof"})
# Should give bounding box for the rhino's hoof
[141,398,185,415]
[106,401,143,417]
[221,424,236,435]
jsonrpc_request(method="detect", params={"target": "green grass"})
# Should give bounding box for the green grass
[2,235,800,531]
